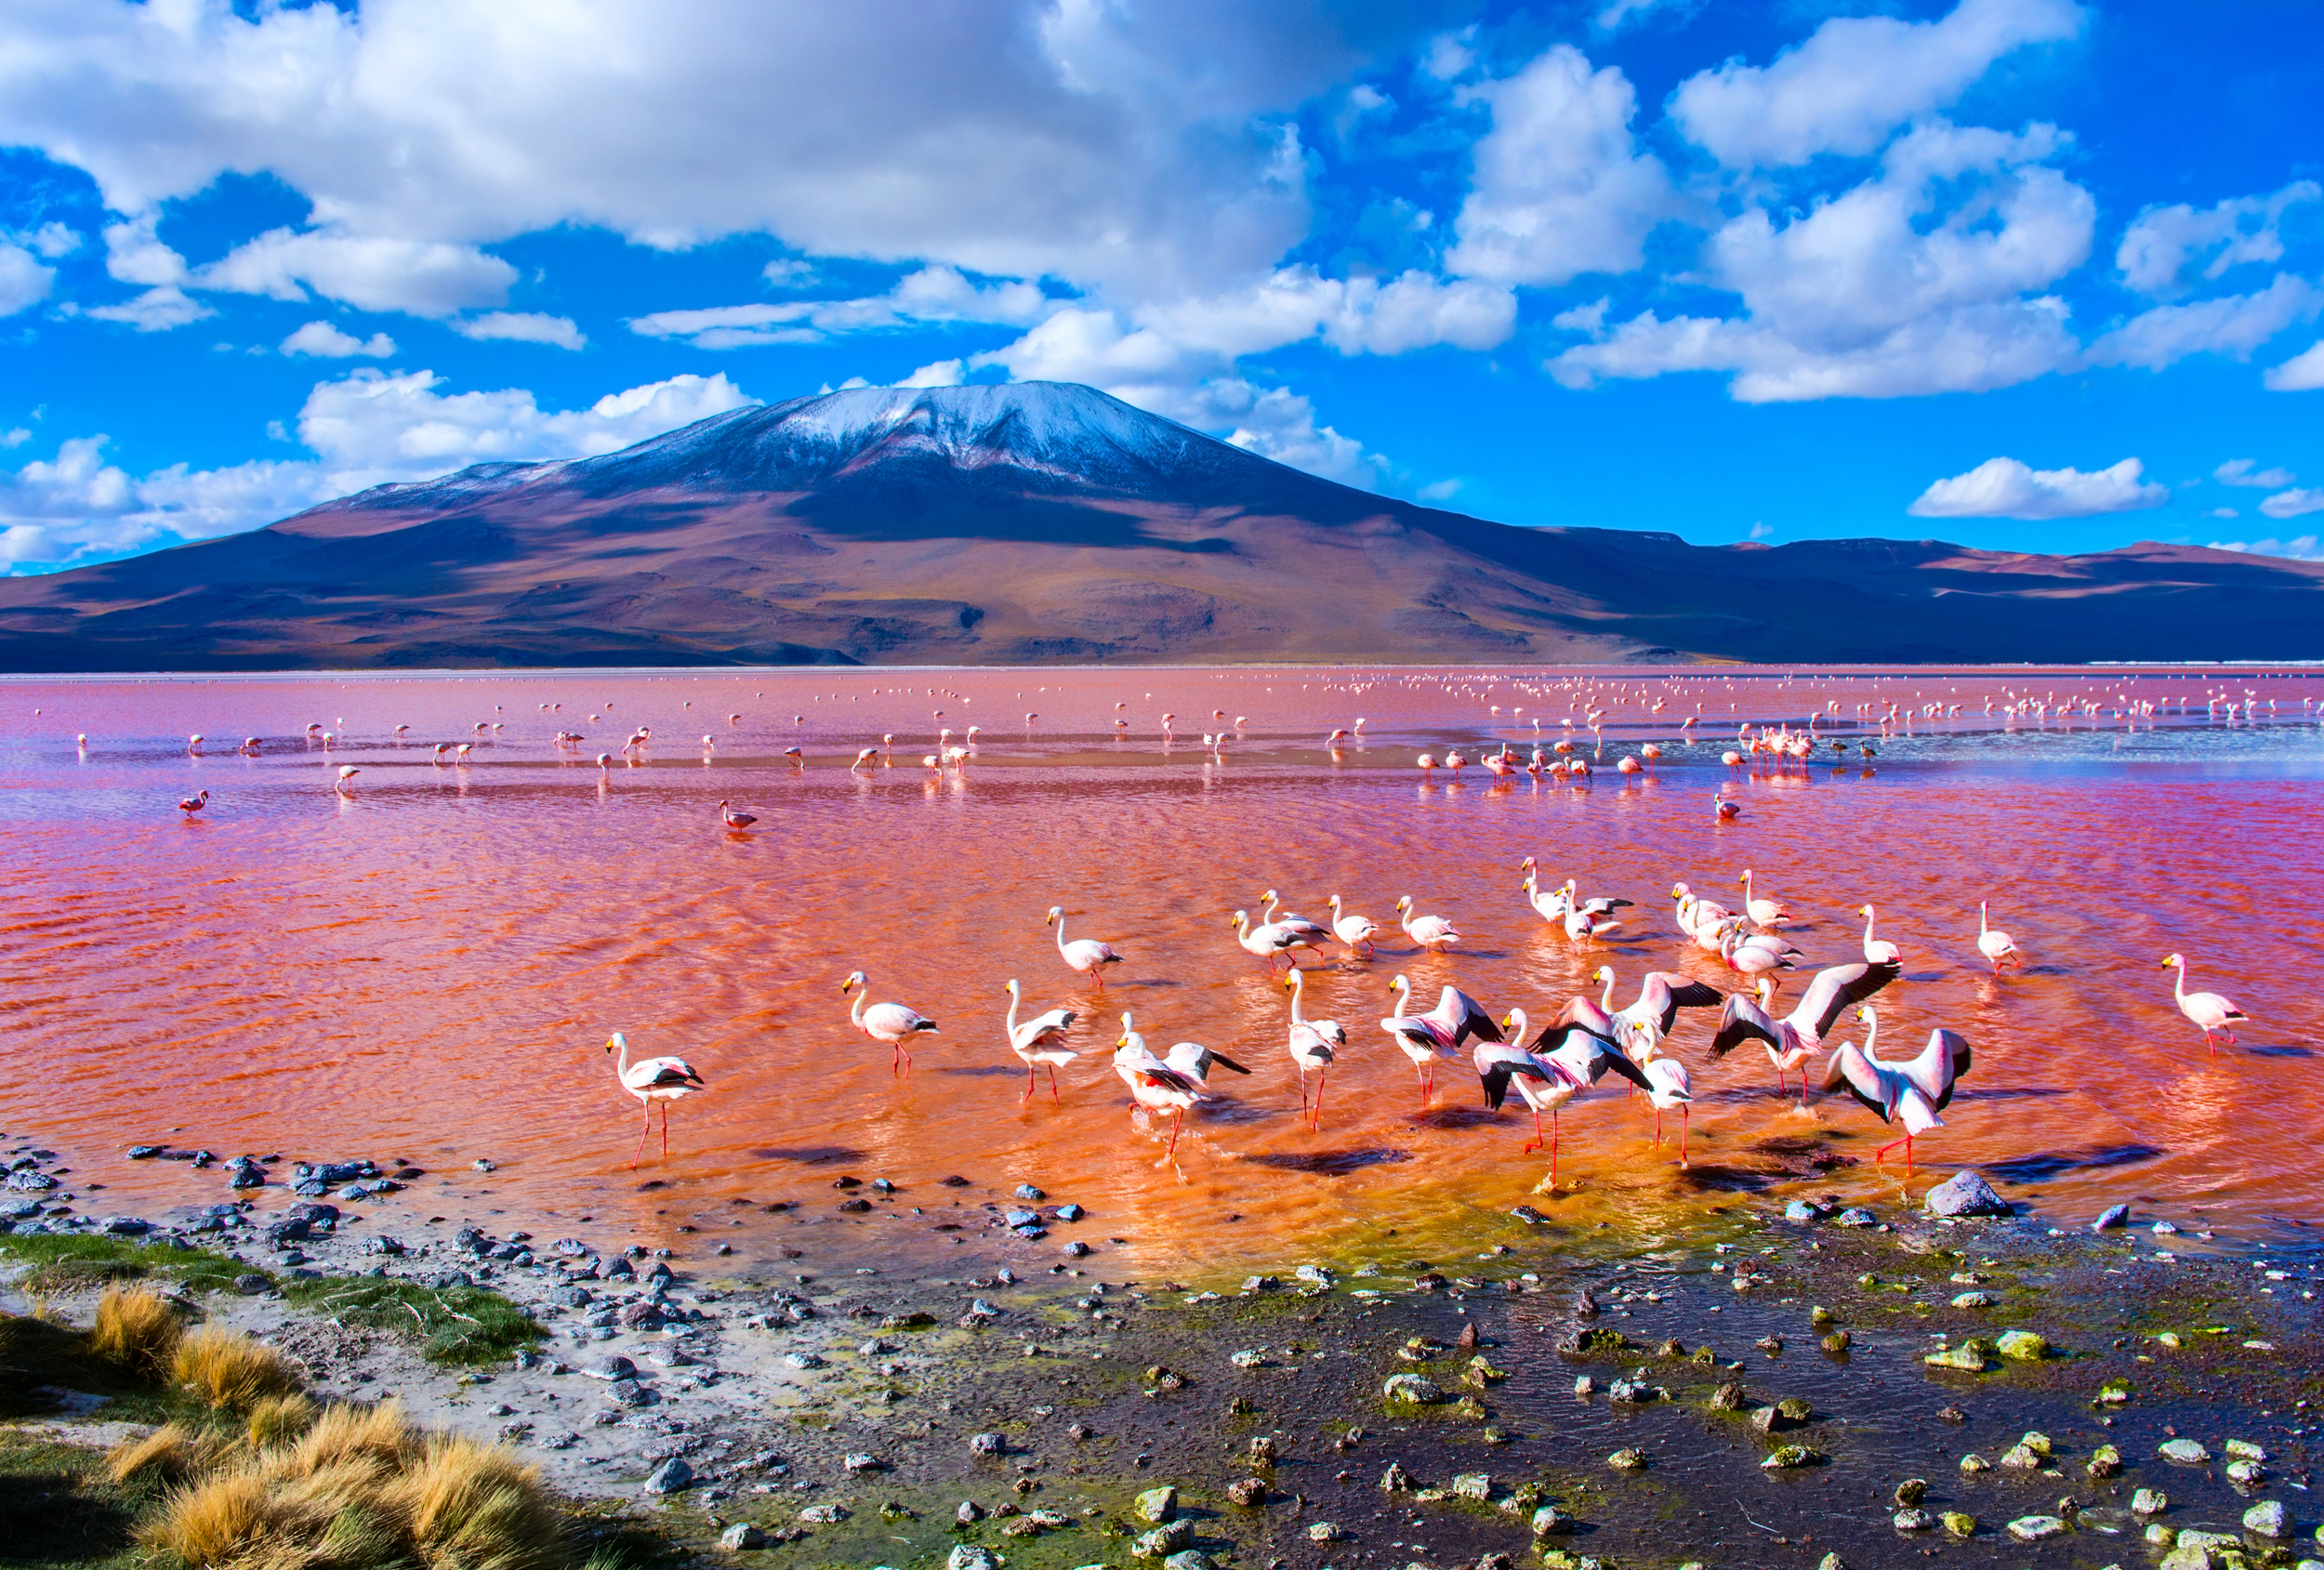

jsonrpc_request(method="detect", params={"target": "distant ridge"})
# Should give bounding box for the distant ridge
[3,381,2319,669]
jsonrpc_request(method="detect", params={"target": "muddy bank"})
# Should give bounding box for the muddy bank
[7,1141,2322,1570]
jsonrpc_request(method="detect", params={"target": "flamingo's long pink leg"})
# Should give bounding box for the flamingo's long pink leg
[1050,1064,1062,1105]
[632,1101,653,1169]
[661,1103,670,1157]
[1023,1064,1037,1103]
[1312,1071,1326,1131]
[1680,1106,1690,1166]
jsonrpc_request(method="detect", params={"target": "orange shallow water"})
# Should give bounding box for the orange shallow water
[5,665,2321,1275]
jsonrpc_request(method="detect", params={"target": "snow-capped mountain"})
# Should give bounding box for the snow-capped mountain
[3,380,2320,670]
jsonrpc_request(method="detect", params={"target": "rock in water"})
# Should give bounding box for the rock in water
[2093,1202,2132,1231]
[1924,1169,2011,1217]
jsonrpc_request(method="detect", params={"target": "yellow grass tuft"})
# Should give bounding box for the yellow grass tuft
[246,1391,320,1446]
[89,1284,184,1375]
[118,1395,567,1568]
[106,1421,241,1485]
[382,1433,561,1570]
[137,1470,278,1566]
[172,1324,298,1413]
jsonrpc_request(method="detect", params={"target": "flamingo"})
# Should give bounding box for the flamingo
[1394,894,1460,951]
[1641,1058,1694,1164]
[1975,900,2021,971]
[1606,970,1724,1063]
[1557,879,1628,941]
[1004,979,1077,1104]
[1717,918,1800,977]
[1417,753,1436,777]
[1714,788,1740,822]
[841,970,938,1075]
[1818,1005,1972,1174]
[1112,1014,1208,1161]
[1379,975,1501,1094]
[1736,869,1791,929]
[334,766,360,794]
[1327,894,1380,958]
[178,788,209,816]
[1710,961,1900,1100]
[719,800,757,829]
[1259,891,1334,951]
[605,1032,707,1168]
[1049,906,1125,989]
[2162,953,2248,1054]
[1283,970,1343,1129]
[1231,909,1314,970]
[1161,1036,1250,1088]
[1858,904,1902,965]
[1484,1009,1648,1190]
[1519,865,1567,928]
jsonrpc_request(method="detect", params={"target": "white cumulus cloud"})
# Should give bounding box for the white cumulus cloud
[194,229,515,317]
[2258,487,2324,521]
[2214,458,2295,489]
[3,368,758,573]
[281,320,396,358]
[1446,46,1677,286]
[2264,340,2324,391]
[1907,455,2167,521]
[2205,534,2323,561]
[0,241,54,317]
[451,311,586,350]
[1670,0,2084,169]
[632,266,1059,350]
[2083,273,2318,371]
[1552,121,2091,401]
[0,0,1372,300]
[2117,181,2323,296]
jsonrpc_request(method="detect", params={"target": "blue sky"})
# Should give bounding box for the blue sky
[2,0,2321,574]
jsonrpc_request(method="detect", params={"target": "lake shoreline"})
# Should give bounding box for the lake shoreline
[8,1135,2320,1570]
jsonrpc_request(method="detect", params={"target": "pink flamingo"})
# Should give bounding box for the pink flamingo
[606,1032,707,1168]
[2162,953,2248,1055]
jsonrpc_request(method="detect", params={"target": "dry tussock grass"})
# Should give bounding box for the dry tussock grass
[126,1392,566,1570]
[90,1284,185,1375]
[245,1392,319,1447]
[171,1325,297,1413]
[107,1420,242,1484]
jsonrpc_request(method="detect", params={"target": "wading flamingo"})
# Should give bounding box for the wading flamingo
[719,799,757,829]
[1379,975,1502,1094]
[1858,904,1902,965]
[1710,960,1900,1101]
[1818,1005,1971,1174]
[842,970,938,1075]
[178,789,209,816]
[1975,900,2021,972]
[1283,970,1348,1130]
[1395,894,1460,952]
[1112,1013,1208,1161]
[606,1032,706,1168]
[1004,978,1077,1103]
[1485,1009,1648,1191]
[1048,906,1125,989]
[1327,894,1380,958]
[1737,869,1791,929]
[2162,953,2249,1054]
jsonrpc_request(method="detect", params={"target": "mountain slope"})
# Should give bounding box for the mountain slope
[2,381,2318,669]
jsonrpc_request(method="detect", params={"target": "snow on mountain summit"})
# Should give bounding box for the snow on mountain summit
[300,381,1339,521]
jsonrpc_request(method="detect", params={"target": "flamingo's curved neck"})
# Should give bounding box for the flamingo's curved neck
[2171,960,2186,1004]
[1977,902,1989,938]
[1006,984,1021,1036]
[1862,906,1878,944]
[1234,912,1250,940]
[611,1036,630,1081]
[1390,982,1410,1021]
[1053,915,1070,956]
[1263,893,1281,923]
[1861,1009,1879,1060]
[1599,973,1617,1011]
[849,988,868,1030]
[1287,973,1305,1025]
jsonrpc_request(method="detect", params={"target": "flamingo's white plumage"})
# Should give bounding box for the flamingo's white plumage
[1048,906,1125,989]
[1818,1005,1972,1173]
[1858,904,1902,965]
[2162,952,2248,1053]
[1975,900,2021,972]
[842,970,938,1075]
[1395,894,1460,951]
[606,1031,707,1168]
[1327,894,1380,958]
[1004,978,1077,1103]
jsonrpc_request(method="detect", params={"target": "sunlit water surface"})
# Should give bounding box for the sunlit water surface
[6,665,2321,1276]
